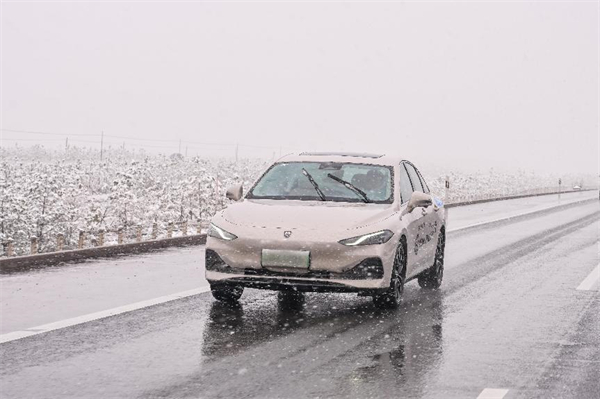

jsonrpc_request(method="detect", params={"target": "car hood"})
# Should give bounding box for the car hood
[220,199,396,231]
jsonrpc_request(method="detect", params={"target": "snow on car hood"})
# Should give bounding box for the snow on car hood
[221,199,396,231]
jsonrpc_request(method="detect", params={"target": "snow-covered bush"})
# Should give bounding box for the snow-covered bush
[0,146,267,255]
[0,145,595,256]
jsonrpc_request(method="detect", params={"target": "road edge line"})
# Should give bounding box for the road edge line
[0,286,211,345]
[448,197,595,233]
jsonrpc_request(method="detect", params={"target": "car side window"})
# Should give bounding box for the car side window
[398,163,413,204]
[415,168,430,194]
[404,163,424,193]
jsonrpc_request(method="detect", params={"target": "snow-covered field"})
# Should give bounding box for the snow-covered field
[0,146,594,256]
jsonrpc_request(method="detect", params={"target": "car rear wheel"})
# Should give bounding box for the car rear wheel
[418,230,445,290]
[278,290,305,310]
[210,284,244,303]
[373,239,406,309]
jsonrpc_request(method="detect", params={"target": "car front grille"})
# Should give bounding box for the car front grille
[244,257,384,280]
[244,268,331,279]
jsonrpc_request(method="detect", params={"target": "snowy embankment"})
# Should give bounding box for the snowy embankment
[0,146,595,256]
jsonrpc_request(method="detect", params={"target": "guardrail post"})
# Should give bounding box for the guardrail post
[136,226,142,242]
[78,231,85,249]
[182,221,188,236]
[30,236,38,254]
[98,229,105,246]
[6,240,14,256]
[57,233,64,251]
[558,178,562,199]
[118,228,124,245]
[152,223,158,239]
[444,176,450,202]
[167,222,173,238]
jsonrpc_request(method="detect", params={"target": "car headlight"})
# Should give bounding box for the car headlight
[338,230,394,246]
[208,223,238,241]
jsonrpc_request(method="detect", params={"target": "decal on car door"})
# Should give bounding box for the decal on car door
[414,220,438,255]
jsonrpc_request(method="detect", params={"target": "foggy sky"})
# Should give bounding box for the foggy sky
[1,1,598,175]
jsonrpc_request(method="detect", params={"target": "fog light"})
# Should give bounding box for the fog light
[339,258,384,279]
[205,249,235,273]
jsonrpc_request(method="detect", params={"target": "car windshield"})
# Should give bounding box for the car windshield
[247,162,394,203]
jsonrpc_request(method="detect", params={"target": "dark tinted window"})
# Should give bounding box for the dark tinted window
[248,162,394,203]
[404,163,424,193]
[398,164,413,203]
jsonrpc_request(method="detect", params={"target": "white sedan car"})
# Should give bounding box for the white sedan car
[206,152,447,309]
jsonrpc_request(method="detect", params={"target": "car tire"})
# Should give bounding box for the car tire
[210,284,244,303]
[277,290,305,310]
[418,229,445,290]
[373,238,406,309]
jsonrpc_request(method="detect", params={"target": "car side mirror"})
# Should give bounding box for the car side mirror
[407,191,432,213]
[226,184,243,201]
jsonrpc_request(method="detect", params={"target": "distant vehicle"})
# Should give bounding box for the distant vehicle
[573,185,582,191]
[205,152,447,309]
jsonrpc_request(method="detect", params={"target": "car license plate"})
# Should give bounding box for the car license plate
[261,249,310,269]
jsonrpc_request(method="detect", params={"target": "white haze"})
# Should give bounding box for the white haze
[1,1,598,175]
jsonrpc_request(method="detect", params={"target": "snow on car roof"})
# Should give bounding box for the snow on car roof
[280,152,404,166]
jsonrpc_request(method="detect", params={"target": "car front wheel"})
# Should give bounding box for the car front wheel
[373,239,406,309]
[210,284,244,303]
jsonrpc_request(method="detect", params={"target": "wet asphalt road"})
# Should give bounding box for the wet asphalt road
[1,198,599,398]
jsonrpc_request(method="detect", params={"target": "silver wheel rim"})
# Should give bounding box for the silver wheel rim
[434,233,445,284]
[392,244,405,300]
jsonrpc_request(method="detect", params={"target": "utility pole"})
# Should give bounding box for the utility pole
[65,137,69,151]
[215,173,221,207]
[100,131,104,161]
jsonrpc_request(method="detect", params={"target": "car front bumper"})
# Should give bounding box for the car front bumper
[205,224,400,293]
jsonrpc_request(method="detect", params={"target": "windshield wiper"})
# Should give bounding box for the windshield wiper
[302,168,326,201]
[327,173,371,203]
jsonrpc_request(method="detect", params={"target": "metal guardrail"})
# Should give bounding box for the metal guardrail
[0,235,206,273]
[445,188,595,208]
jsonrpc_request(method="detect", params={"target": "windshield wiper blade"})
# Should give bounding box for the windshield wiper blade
[302,168,326,201]
[327,173,371,203]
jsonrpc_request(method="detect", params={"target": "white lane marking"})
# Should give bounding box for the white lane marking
[477,388,509,399]
[448,197,593,233]
[576,263,600,291]
[0,286,210,344]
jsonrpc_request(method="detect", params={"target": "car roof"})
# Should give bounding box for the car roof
[278,152,405,166]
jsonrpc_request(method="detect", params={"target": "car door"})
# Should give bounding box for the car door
[398,162,425,278]
[404,162,438,275]
[415,165,440,268]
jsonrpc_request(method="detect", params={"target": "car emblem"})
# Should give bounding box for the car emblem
[284,231,292,238]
